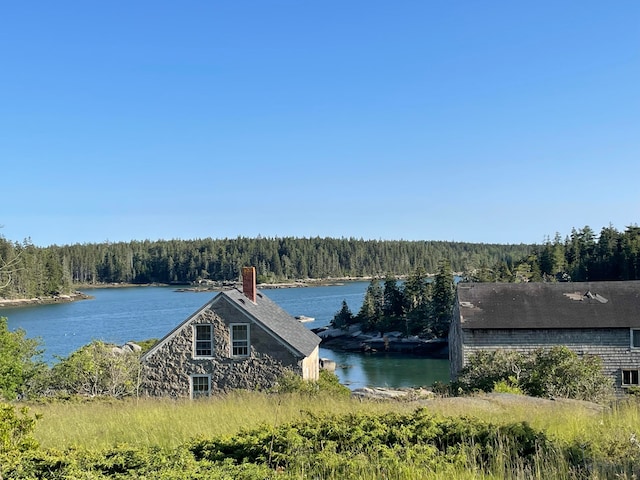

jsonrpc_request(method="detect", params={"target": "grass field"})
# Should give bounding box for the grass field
[7,392,640,479]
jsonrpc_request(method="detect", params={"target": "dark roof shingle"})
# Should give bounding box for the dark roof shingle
[219,288,320,357]
[457,281,640,329]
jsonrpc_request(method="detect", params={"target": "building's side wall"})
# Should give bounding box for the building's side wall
[301,346,320,381]
[142,302,304,397]
[460,328,640,391]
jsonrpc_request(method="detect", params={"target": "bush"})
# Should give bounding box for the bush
[493,378,524,395]
[49,341,142,398]
[454,349,524,394]
[188,408,552,474]
[0,403,40,455]
[455,346,613,403]
[0,317,45,400]
[524,347,612,402]
[273,370,350,397]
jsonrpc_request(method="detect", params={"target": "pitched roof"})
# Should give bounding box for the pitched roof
[456,281,640,329]
[216,288,320,357]
[142,288,320,361]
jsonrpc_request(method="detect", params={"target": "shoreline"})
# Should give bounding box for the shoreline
[0,277,370,309]
[317,324,449,358]
[0,291,93,309]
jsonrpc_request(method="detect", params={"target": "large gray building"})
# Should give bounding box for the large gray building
[141,267,321,398]
[449,281,640,393]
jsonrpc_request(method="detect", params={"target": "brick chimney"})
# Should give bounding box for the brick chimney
[241,266,257,303]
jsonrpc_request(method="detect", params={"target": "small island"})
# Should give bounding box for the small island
[315,264,454,358]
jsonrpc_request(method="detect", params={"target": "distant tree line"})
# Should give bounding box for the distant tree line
[1,224,639,300]
[469,225,640,283]
[0,235,531,299]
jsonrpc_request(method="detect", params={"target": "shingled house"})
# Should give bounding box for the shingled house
[141,267,321,398]
[449,281,640,393]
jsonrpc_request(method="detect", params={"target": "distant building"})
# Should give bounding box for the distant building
[141,267,321,398]
[449,281,640,393]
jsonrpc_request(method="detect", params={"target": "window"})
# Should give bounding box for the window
[194,324,213,357]
[191,375,210,398]
[632,329,640,349]
[622,369,640,386]
[231,324,250,357]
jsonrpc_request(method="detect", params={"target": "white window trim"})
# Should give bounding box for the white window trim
[193,324,214,358]
[230,323,250,358]
[190,374,211,399]
[621,369,640,387]
[631,329,640,349]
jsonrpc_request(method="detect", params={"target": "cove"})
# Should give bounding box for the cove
[2,283,450,389]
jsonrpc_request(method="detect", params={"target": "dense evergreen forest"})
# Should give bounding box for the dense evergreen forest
[0,224,638,300]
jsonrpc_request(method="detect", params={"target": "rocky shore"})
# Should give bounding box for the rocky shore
[315,324,449,357]
[0,291,92,308]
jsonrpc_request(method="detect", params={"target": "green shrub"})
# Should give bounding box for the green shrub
[455,346,613,403]
[48,341,142,398]
[524,346,612,402]
[493,378,524,395]
[273,370,350,397]
[0,403,40,455]
[0,317,45,400]
[454,349,524,393]
[188,408,552,475]
[0,403,41,479]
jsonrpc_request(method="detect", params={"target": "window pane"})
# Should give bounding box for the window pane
[233,325,248,340]
[633,330,640,348]
[195,325,213,356]
[196,325,211,340]
[192,376,209,398]
[623,370,640,386]
[232,325,249,356]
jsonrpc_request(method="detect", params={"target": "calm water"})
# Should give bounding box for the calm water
[1,283,449,389]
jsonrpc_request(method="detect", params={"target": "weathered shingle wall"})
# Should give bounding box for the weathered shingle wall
[461,327,640,391]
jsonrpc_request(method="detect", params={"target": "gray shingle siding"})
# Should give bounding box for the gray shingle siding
[450,281,640,394]
[459,327,640,390]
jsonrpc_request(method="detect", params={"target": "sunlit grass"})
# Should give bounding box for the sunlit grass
[20,393,640,479]
[420,394,607,442]
[31,391,417,449]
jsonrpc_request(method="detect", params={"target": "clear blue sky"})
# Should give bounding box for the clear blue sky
[2,2,638,247]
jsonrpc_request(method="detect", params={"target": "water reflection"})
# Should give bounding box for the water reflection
[321,347,449,389]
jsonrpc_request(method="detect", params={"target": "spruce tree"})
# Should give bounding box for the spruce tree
[357,278,384,333]
[429,260,455,338]
[331,300,354,329]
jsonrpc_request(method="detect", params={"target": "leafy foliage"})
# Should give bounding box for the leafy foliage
[0,403,40,455]
[273,370,350,397]
[454,346,613,403]
[0,317,45,400]
[49,341,142,398]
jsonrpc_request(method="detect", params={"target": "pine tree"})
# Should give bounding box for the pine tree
[429,260,455,338]
[331,300,354,329]
[357,278,384,332]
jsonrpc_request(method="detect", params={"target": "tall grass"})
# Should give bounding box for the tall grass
[26,393,640,479]
[31,391,416,449]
